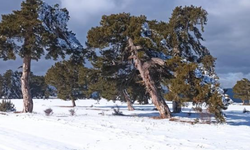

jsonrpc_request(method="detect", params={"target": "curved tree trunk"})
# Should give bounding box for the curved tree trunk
[22,56,33,113]
[123,89,135,111]
[128,38,171,118]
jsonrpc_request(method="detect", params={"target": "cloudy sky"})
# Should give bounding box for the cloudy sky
[0,0,250,88]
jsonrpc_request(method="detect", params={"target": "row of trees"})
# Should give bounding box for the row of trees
[0,70,55,99]
[0,0,226,122]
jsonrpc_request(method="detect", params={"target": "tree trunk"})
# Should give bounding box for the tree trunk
[123,89,135,111]
[128,38,171,118]
[71,99,76,107]
[22,56,33,113]
[172,101,181,113]
[143,98,149,104]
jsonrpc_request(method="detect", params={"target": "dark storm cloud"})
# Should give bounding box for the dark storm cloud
[0,0,250,88]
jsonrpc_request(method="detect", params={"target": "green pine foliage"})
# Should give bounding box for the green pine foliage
[167,5,209,58]
[45,61,86,106]
[86,6,225,121]
[0,0,45,60]
[30,73,49,98]
[86,13,165,103]
[164,57,199,104]
[85,29,149,103]
[78,66,120,101]
[0,0,82,61]
[206,90,226,123]
[233,78,250,104]
[164,56,225,122]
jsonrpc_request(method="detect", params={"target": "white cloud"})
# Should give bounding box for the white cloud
[60,0,131,25]
[218,72,250,88]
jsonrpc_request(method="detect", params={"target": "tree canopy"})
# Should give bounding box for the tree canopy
[233,78,250,104]
[0,0,83,112]
[45,61,86,106]
[0,0,83,61]
[86,6,225,121]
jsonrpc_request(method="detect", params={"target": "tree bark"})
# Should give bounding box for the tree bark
[71,99,76,107]
[123,89,135,111]
[22,56,33,113]
[143,98,149,104]
[172,101,181,113]
[128,38,171,118]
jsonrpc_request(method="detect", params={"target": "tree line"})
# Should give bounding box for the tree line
[0,0,227,122]
[0,70,55,99]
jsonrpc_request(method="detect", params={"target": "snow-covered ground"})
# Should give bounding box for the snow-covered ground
[0,99,250,150]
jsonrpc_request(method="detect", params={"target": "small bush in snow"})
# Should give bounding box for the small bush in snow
[69,109,75,116]
[243,108,250,113]
[44,108,53,116]
[0,99,16,112]
[112,105,123,116]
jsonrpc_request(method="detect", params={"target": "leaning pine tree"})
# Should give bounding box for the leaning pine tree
[87,13,174,118]
[87,6,224,119]
[0,0,82,112]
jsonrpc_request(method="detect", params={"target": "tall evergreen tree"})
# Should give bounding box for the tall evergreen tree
[45,61,86,107]
[86,6,213,118]
[87,13,171,117]
[0,0,82,112]
[233,78,250,104]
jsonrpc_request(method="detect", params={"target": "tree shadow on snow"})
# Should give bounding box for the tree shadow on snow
[224,111,250,126]
[94,105,156,111]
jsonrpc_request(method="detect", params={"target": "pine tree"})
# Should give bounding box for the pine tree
[87,13,170,117]
[233,78,250,104]
[45,61,86,107]
[86,6,211,118]
[0,0,83,112]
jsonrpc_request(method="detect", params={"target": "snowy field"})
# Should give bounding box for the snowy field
[0,99,250,150]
